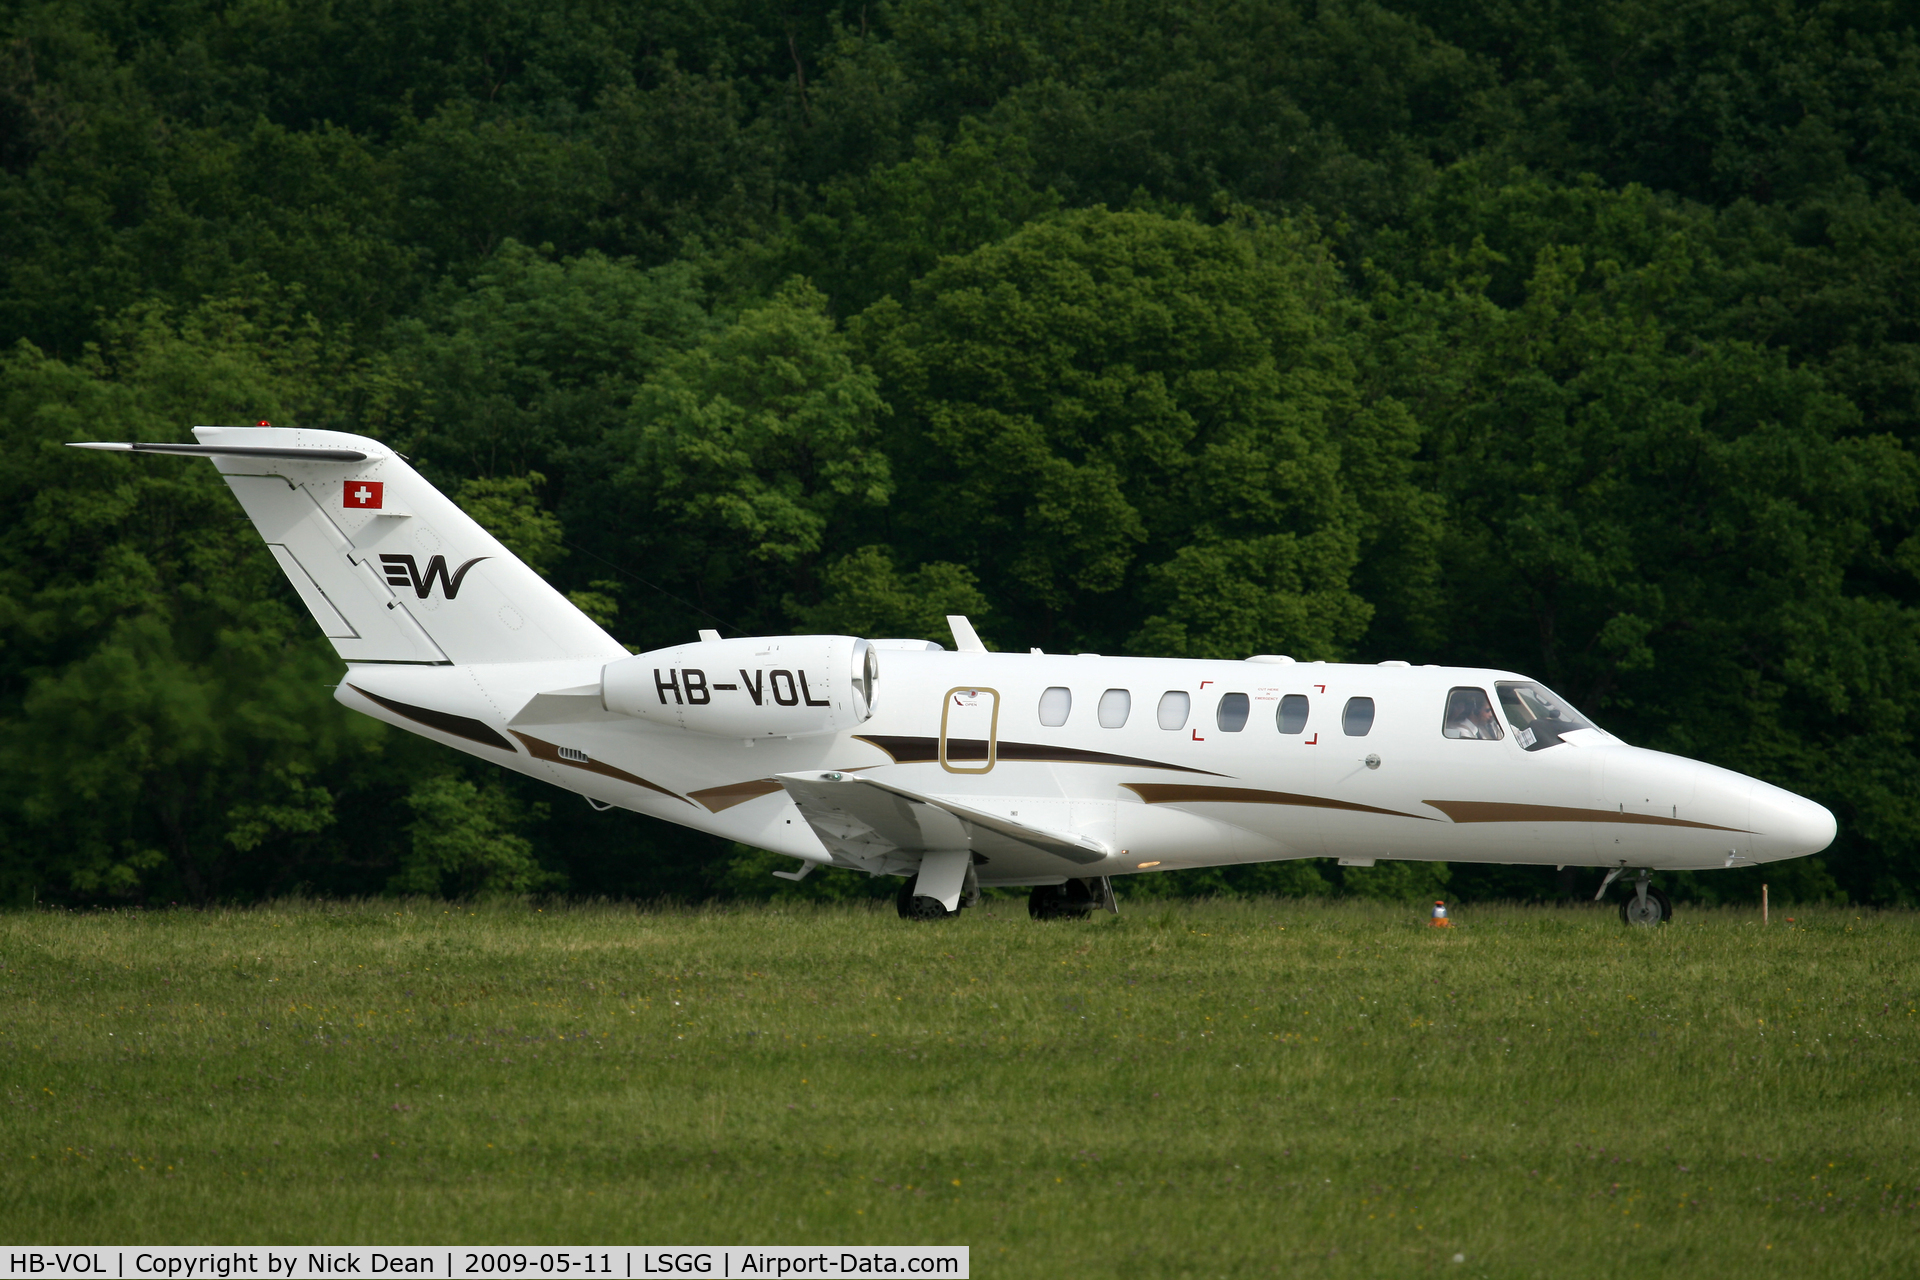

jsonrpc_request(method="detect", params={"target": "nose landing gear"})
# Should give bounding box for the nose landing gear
[1600,867,1672,926]
[1620,884,1672,926]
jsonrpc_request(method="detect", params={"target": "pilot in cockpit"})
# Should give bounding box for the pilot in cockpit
[1444,687,1503,740]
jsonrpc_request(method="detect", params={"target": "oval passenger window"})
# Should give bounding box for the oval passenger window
[1038,686,1071,727]
[1342,696,1375,736]
[1098,688,1132,728]
[1156,690,1191,730]
[1277,694,1309,734]
[1216,692,1250,732]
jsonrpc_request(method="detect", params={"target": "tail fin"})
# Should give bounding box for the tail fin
[77,426,626,667]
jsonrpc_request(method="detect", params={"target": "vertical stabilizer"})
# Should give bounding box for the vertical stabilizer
[185,426,625,666]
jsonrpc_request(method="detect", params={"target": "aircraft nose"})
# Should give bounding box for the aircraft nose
[1748,781,1837,859]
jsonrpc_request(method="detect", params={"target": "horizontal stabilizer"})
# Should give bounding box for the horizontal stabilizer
[776,771,1111,870]
[508,685,626,726]
[69,441,370,462]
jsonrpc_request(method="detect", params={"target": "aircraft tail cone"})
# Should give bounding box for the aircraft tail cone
[1430,900,1452,928]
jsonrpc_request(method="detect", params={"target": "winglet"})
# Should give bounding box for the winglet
[947,615,987,653]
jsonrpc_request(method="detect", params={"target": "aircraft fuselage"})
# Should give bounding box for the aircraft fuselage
[338,649,1836,887]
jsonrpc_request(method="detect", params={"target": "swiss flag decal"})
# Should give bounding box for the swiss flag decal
[344,481,384,510]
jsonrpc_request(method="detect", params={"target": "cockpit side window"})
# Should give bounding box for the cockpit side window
[1442,687,1503,740]
[1495,681,1597,751]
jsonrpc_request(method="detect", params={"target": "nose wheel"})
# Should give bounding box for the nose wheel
[1620,887,1671,925]
[1616,868,1673,926]
[1598,867,1673,926]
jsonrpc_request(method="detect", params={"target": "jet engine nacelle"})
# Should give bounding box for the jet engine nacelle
[602,635,878,739]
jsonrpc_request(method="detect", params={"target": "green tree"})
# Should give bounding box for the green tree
[592,54,794,264]
[454,471,621,629]
[1118,859,1335,901]
[1374,170,1920,903]
[7,0,1920,906]
[0,296,387,903]
[1339,860,1451,903]
[1,112,421,357]
[388,240,713,484]
[861,207,1432,655]
[394,105,607,268]
[717,843,895,903]
[792,545,989,641]
[456,473,567,576]
[614,278,890,637]
[394,772,553,898]
[765,122,1061,315]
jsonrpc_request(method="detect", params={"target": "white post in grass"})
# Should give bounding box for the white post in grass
[1763,884,1769,925]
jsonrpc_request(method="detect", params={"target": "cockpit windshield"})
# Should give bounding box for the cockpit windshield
[1495,681,1598,751]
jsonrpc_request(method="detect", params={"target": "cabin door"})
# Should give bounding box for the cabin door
[939,686,999,774]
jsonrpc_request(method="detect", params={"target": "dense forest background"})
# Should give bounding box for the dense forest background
[3,0,1917,907]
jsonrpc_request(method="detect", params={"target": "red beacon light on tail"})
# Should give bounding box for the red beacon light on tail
[1430,900,1451,928]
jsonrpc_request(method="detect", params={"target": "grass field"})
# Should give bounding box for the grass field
[3,896,1917,1277]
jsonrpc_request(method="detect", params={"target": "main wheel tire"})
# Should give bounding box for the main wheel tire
[1619,886,1672,926]
[1029,882,1095,921]
[897,881,956,921]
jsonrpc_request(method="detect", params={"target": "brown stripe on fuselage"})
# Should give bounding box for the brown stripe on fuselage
[857,735,1223,776]
[1122,783,1438,821]
[349,684,516,752]
[690,765,876,813]
[853,736,948,763]
[510,731,693,805]
[688,778,786,813]
[1423,800,1748,832]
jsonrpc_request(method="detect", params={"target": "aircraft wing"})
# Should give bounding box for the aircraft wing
[776,771,1110,871]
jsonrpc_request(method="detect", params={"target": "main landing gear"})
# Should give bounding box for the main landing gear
[897,881,958,921]
[896,857,982,922]
[1029,877,1117,921]
[1599,867,1673,926]
[897,873,1120,922]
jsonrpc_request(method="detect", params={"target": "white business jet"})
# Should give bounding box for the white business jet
[73,427,1837,925]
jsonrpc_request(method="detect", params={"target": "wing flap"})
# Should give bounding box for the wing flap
[776,772,1110,868]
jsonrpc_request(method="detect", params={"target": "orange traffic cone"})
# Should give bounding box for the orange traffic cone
[1430,900,1452,928]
